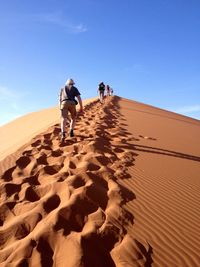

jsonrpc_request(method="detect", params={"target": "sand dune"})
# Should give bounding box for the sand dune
[0,96,200,266]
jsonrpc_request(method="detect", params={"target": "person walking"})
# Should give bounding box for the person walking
[110,88,114,96]
[106,85,110,96]
[59,78,83,140]
[98,82,105,103]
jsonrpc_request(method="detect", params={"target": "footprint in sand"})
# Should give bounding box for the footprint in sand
[66,175,86,189]
[43,194,61,213]
[36,154,48,165]
[42,165,63,175]
[5,183,21,197]
[51,149,63,157]
[1,166,16,181]
[16,156,31,169]
[22,185,40,202]
[31,139,41,147]
[22,174,40,186]
[43,133,52,140]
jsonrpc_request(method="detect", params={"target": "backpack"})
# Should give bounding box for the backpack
[99,83,105,91]
[64,86,78,105]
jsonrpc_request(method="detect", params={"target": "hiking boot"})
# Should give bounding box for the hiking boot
[61,132,66,140]
[69,129,74,137]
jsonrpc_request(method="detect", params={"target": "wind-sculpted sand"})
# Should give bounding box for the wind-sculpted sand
[0,96,200,266]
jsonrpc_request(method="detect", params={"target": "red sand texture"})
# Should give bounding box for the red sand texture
[0,96,200,267]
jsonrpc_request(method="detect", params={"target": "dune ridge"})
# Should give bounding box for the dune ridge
[0,96,200,266]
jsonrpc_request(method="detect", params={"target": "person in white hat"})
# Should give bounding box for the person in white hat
[59,78,83,140]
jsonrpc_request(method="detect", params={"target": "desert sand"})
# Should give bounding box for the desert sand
[0,97,96,163]
[0,96,200,267]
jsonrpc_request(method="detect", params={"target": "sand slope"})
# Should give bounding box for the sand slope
[0,96,200,267]
[0,98,96,162]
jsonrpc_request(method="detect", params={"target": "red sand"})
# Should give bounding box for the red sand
[0,96,200,266]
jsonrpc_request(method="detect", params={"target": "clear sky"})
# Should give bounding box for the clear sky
[0,0,200,126]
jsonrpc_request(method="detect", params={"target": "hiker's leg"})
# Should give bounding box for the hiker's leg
[61,108,68,133]
[61,117,67,132]
[69,105,77,130]
[100,91,103,103]
[70,119,75,130]
[101,91,104,103]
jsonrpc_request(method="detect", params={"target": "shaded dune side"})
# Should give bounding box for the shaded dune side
[0,97,151,267]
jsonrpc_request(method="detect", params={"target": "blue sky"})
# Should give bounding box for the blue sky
[0,0,200,126]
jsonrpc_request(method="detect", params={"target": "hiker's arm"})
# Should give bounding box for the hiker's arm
[59,89,62,109]
[77,95,83,112]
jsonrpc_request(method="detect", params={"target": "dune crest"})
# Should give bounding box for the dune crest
[0,96,200,266]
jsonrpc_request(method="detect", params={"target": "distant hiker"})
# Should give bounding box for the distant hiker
[106,85,110,96]
[59,78,83,140]
[110,88,113,96]
[98,82,105,103]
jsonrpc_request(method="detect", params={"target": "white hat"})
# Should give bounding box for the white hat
[66,78,75,85]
